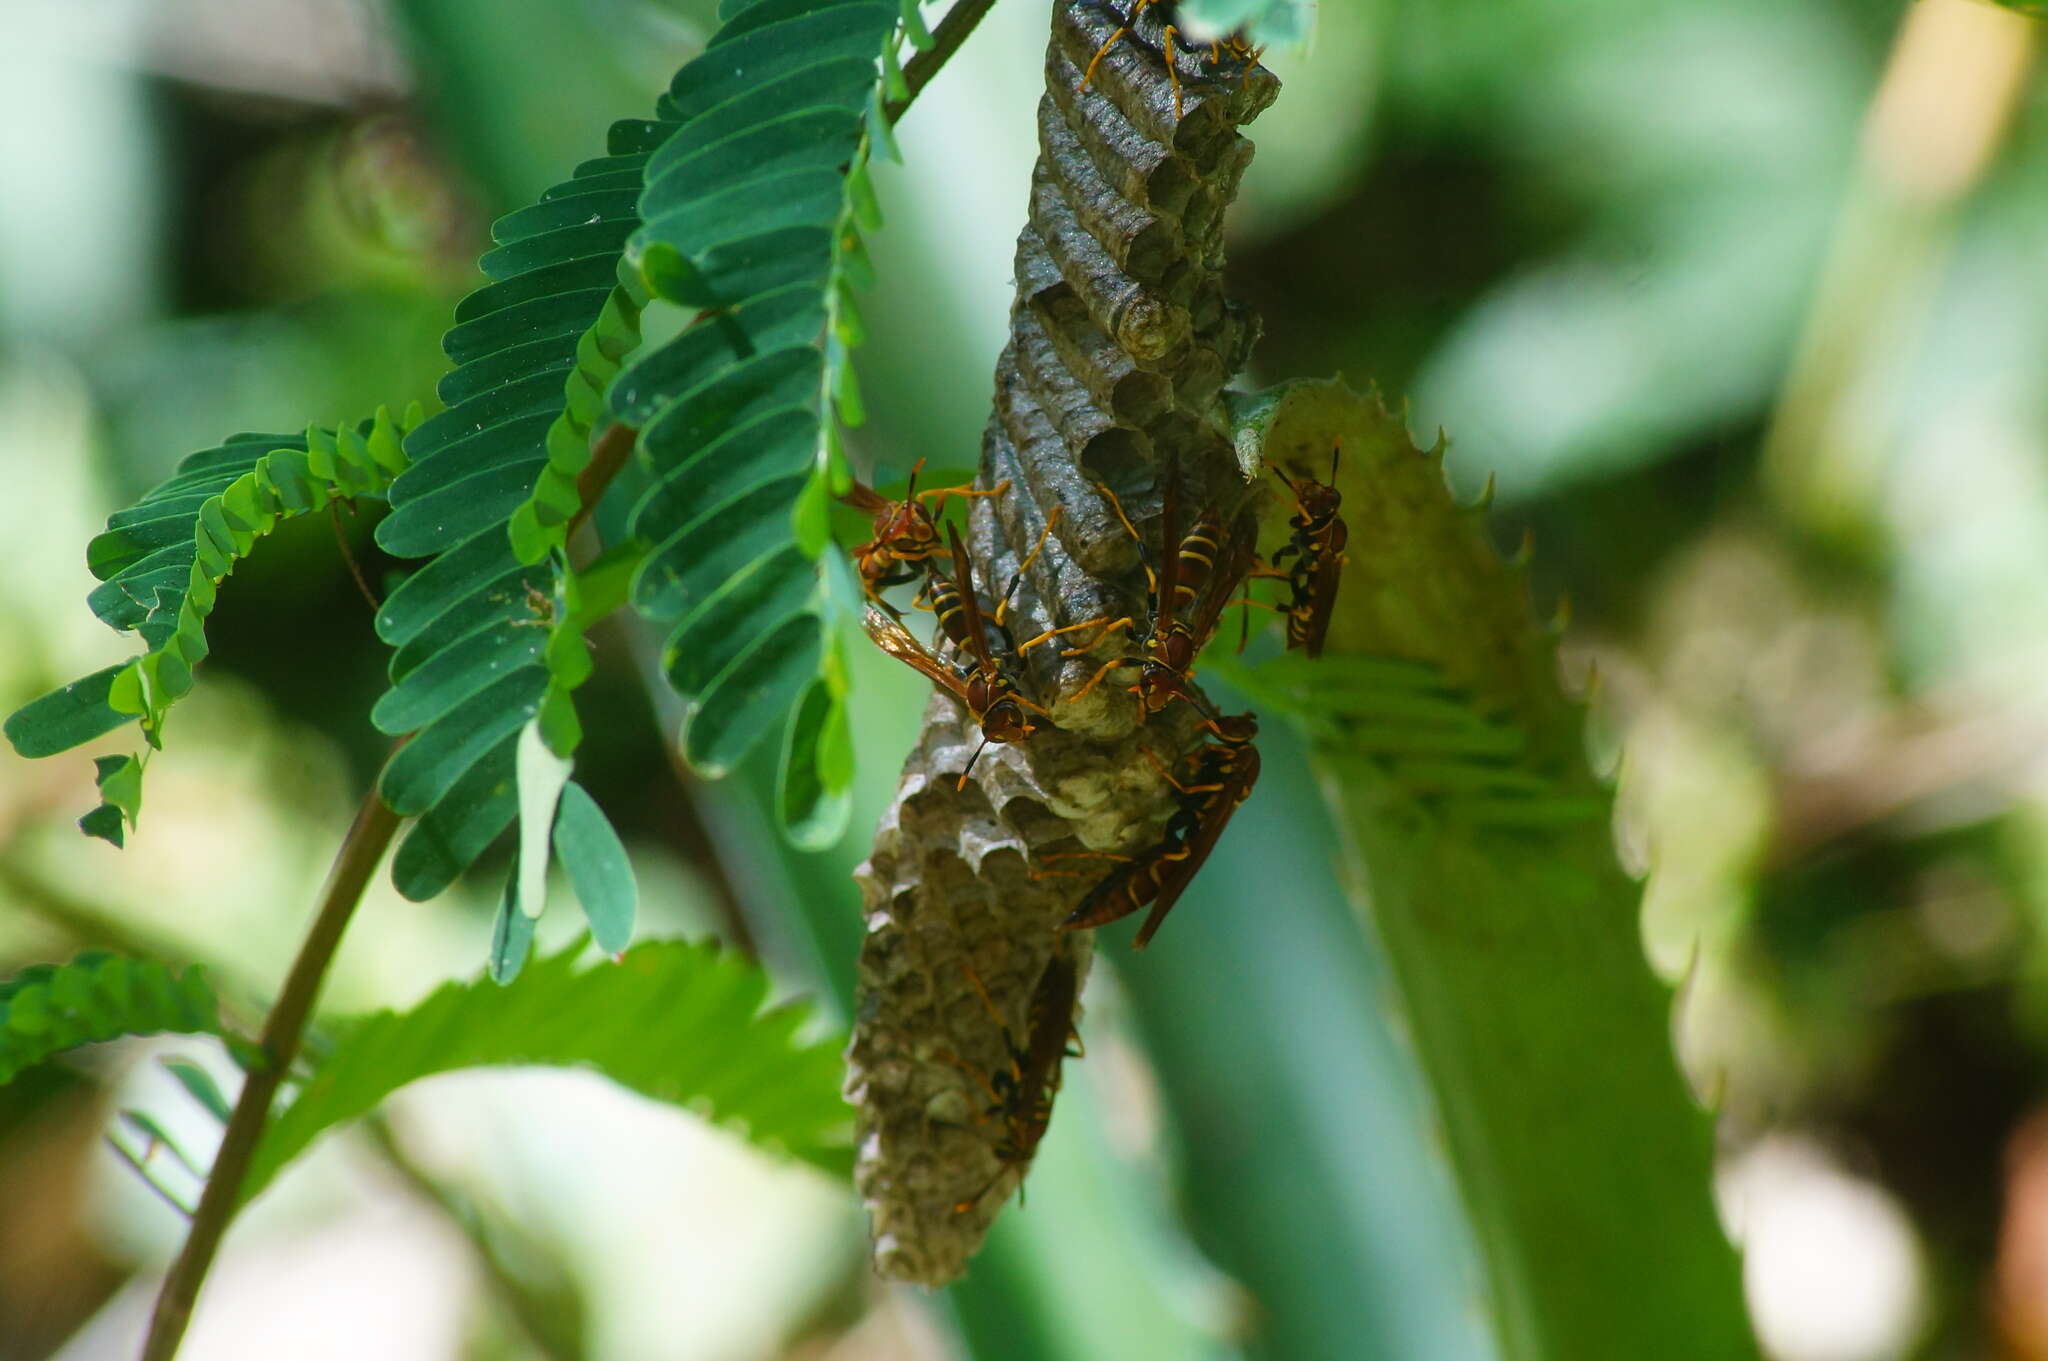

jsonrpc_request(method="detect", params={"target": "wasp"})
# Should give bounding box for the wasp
[842,458,1008,602]
[1078,0,1264,120]
[940,954,1082,1213]
[864,514,1081,785]
[1256,447,1348,658]
[1064,466,1251,727]
[1053,713,1260,949]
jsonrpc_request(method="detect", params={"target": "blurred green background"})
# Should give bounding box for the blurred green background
[2,0,2046,1358]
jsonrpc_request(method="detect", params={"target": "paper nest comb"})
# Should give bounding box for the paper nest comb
[846,0,1279,1285]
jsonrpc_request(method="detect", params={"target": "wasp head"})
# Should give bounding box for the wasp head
[1297,479,1342,525]
[878,501,939,558]
[980,697,1035,744]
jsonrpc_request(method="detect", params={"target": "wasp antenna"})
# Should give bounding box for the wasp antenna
[1265,459,1311,517]
[905,457,925,500]
[956,733,993,790]
[1328,444,1342,482]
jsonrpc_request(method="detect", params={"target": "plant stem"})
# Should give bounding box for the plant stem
[888,0,998,122]
[139,782,402,1361]
[569,422,636,543]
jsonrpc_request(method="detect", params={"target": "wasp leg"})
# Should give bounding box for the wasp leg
[1013,613,1123,656]
[1162,24,1183,119]
[1080,0,1153,94]
[1093,482,1158,596]
[1063,652,1138,704]
[1135,745,1226,796]
[918,476,1009,508]
[933,1049,1007,1114]
[994,506,1063,627]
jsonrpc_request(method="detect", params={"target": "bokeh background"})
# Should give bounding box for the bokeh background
[2,0,2045,1358]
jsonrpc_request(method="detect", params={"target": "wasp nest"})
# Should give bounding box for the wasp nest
[846,1,1279,1284]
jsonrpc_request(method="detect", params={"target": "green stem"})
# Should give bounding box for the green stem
[887,0,998,122]
[569,421,636,544]
[139,781,402,1361]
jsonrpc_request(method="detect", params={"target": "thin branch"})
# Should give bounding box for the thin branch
[329,500,382,614]
[887,0,999,123]
[568,422,637,544]
[132,394,632,1361]
[563,420,756,955]
[140,779,402,1361]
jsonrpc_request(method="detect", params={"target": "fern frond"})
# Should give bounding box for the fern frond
[1226,379,1757,1361]
[4,410,418,843]
[609,0,905,847]
[1178,0,1312,45]
[0,953,229,1084]
[365,103,675,918]
[367,0,909,909]
[241,939,851,1202]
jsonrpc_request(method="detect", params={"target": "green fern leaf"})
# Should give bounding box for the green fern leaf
[4,667,130,760]
[366,103,673,915]
[612,0,900,842]
[1179,0,1312,45]
[241,939,852,1202]
[551,783,636,955]
[0,953,227,1085]
[1225,380,1756,1361]
[4,411,417,841]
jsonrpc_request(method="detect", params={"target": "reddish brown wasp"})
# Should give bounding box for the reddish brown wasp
[842,458,1008,601]
[864,515,1076,786]
[1256,447,1348,658]
[1078,0,1263,120]
[1053,713,1260,949]
[1064,466,1251,727]
[940,954,1082,1213]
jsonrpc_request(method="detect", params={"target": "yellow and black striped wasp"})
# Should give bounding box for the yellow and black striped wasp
[1055,712,1260,949]
[1065,464,1253,728]
[940,954,1083,1213]
[1245,447,1348,658]
[842,458,1008,604]
[863,515,1077,785]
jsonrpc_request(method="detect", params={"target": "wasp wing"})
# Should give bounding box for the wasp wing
[1187,510,1260,651]
[1131,741,1261,949]
[840,478,892,516]
[1062,853,1171,934]
[862,606,972,704]
[1155,460,1182,635]
[944,524,1000,672]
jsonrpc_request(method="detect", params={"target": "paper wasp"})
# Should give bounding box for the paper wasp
[1054,713,1260,949]
[841,458,1008,601]
[1063,466,1251,727]
[1254,447,1348,658]
[864,515,1089,785]
[1079,0,1263,120]
[940,954,1082,1214]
